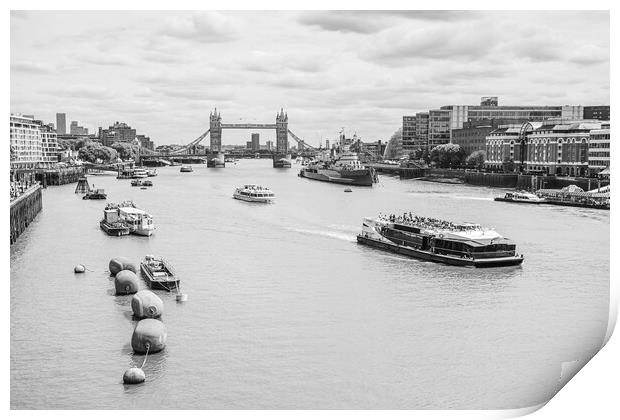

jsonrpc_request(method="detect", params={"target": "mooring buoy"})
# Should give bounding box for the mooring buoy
[176,293,188,302]
[74,264,86,273]
[114,270,139,295]
[123,367,145,384]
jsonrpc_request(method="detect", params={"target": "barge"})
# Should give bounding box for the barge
[357,214,523,268]
[140,255,180,291]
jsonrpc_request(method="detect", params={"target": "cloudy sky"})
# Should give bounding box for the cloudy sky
[11,10,609,147]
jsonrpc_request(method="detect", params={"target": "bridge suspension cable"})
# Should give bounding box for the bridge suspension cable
[287,129,317,151]
[170,129,210,155]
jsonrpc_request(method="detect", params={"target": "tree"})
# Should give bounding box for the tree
[111,142,138,161]
[383,128,403,160]
[466,150,486,170]
[502,158,515,173]
[78,141,118,163]
[429,143,466,168]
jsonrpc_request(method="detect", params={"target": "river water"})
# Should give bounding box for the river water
[10,160,609,409]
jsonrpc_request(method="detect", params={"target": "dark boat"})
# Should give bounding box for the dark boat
[100,207,130,236]
[83,189,107,200]
[140,255,180,291]
[357,215,524,268]
[142,180,153,187]
[131,179,143,186]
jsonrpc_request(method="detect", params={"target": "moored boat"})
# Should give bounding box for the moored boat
[357,213,524,267]
[83,189,107,200]
[233,184,275,203]
[140,255,180,291]
[133,167,148,178]
[100,207,130,236]
[104,201,154,236]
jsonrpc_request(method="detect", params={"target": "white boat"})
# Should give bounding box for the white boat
[106,201,154,236]
[180,165,193,173]
[233,184,275,203]
[494,191,546,204]
[133,167,148,178]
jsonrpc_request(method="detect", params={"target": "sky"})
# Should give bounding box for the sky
[10,10,610,147]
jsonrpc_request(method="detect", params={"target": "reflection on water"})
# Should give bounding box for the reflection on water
[11,160,609,409]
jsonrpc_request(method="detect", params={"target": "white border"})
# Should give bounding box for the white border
[4,1,616,419]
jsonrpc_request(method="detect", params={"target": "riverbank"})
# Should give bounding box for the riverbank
[10,183,42,244]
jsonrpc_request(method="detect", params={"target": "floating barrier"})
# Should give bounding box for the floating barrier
[114,270,139,295]
[131,290,164,319]
[109,257,138,275]
[131,319,167,354]
[74,264,86,273]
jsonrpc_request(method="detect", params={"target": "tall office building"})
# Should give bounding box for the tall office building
[251,133,260,151]
[584,105,610,121]
[56,113,66,135]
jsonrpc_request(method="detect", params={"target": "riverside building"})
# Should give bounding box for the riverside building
[588,123,610,175]
[10,114,58,169]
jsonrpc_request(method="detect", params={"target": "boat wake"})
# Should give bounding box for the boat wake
[286,227,356,242]
[452,196,494,201]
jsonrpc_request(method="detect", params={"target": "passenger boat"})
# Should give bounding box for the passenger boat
[233,185,275,203]
[140,255,180,291]
[83,189,107,200]
[104,201,154,236]
[494,191,546,204]
[133,167,148,178]
[180,165,193,173]
[147,169,157,177]
[357,214,524,268]
[100,207,130,236]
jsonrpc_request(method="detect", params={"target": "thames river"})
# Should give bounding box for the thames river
[10,159,609,409]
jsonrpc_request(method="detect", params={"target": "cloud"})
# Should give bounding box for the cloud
[11,62,57,74]
[43,85,116,100]
[298,11,385,34]
[160,11,239,43]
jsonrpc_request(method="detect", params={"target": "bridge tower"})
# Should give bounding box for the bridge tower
[276,108,288,154]
[210,108,222,153]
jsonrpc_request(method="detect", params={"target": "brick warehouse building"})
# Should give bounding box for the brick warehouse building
[485,121,606,176]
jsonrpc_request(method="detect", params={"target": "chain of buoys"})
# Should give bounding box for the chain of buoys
[104,257,171,386]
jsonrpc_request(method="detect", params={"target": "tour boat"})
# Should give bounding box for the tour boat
[494,191,546,204]
[233,185,275,203]
[357,214,524,268]
[140,255,180,291]
[104,201,154,236]
[180,165,193,173]
[100,207,130,236]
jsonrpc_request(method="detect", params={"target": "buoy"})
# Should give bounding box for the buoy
[109,257,138,275]
[114,270,139,295]
[131,319,167,354]
[131,290,164,319]
[176,293,188,302]
[123,367,145,384]
[74,264,86,273]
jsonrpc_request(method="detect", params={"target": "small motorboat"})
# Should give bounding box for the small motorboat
[140,255,180,291]
[344,187,353,193]
[147,169,157,177]
[131,179,143,187]
[180,165,193,173]
[142,180,153,187]
[83,189,107,199]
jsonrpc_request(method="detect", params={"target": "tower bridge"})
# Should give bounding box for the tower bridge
[140,108,317,167]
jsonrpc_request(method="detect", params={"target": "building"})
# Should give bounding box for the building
[415,112,429,150]
[246,141,253,150]
[402,116,416,153]
[56,113,66,135]
[428,109,451,147]
[136,134,154,150]
[325,139,330,150]
[485,120,605,176]
[70,121,89,136]
[451,120,496,156]
[10,115,43,169]
[98,122,137,147]
[588,123,610,175]
[251,133,260,151]
[584,106,610,121]
[37,122,59,166]
[266,140,274,151]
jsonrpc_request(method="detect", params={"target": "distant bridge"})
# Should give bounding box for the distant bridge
[138,108,318,159]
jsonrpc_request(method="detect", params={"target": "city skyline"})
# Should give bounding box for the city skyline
[11,10,610,146]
